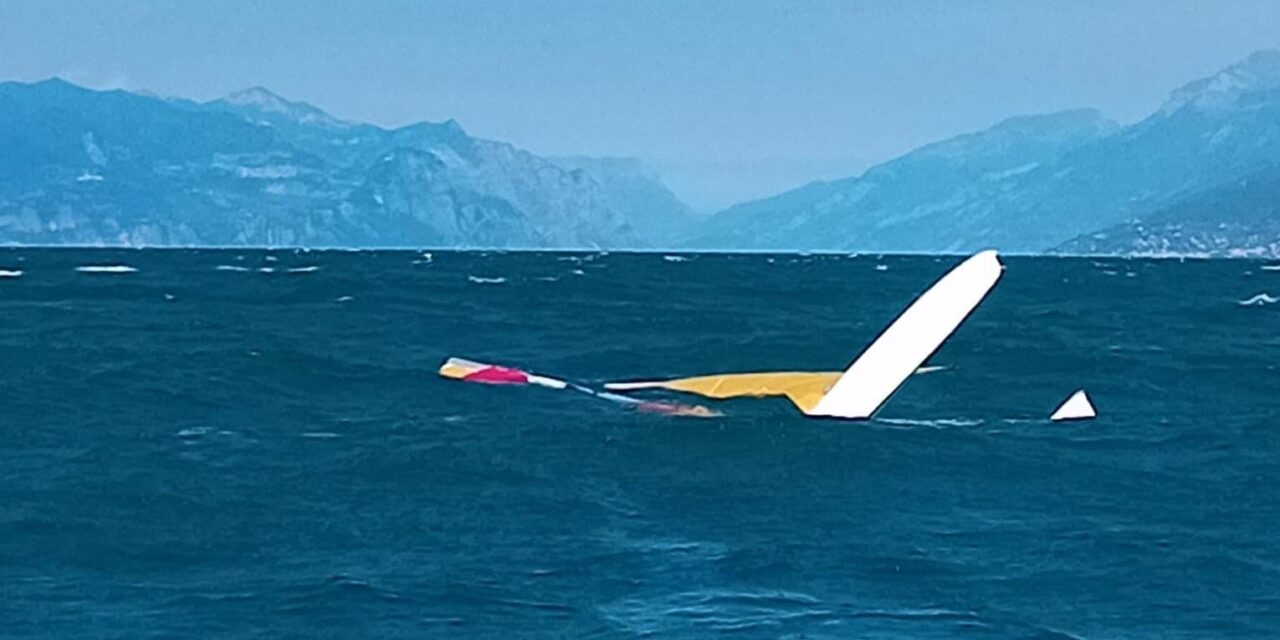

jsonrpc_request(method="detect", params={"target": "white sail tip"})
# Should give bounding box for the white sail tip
[1050,389,1096,421]
[808,249,1005,420]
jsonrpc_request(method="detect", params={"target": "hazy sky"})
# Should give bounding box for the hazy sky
[1,1,1278,210]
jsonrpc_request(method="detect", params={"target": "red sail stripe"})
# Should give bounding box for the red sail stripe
[462,366,531,384]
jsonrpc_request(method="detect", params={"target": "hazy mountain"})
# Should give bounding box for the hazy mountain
[1056,166,1280,257]
[694,51,1280,255]
[5,51,1280,254]
[692,109,1118,252]
[0,81,660,248]
[551,156,699,246]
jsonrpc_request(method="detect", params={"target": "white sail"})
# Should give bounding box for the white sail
[1050,389,1096,421]
[808,250,1003,420]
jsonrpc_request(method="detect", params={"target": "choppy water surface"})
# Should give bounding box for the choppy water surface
[0,249,1277,639]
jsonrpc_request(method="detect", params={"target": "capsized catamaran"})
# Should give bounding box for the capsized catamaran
[606,250,1003,419]
[438,357,721,417]
[440,250,1004,420]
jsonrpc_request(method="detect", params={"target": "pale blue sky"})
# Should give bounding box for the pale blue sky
[1,1,1278,210]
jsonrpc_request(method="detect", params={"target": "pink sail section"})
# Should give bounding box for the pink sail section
[462,365,531,384]
[438,357,533,384]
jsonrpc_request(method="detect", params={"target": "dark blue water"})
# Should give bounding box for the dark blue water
[0,249,1277,639]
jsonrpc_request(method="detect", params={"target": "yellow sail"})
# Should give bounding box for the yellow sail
[606,372,842,413]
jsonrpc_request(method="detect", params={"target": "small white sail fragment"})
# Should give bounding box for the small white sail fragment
[1050,389,1096,421]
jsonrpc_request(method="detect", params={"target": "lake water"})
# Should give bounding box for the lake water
[0,249,1276,638]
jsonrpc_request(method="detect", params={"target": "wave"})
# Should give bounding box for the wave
[601,588,830,635]
[334,295,354,302]
[468,275,506,284]
[662,255,688,262]
[76,265,137,274]
[1238,293,1279,306]
[0,269,23,278]
[1261,264,1280,271]
[877,417,985,429]
[915,365,947,374]
[217,263,316,274]
[848,607,979,622]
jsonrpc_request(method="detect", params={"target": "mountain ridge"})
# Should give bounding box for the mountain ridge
[691,50,1280,256]
[4,51,1280,255]
[0,79,687,248]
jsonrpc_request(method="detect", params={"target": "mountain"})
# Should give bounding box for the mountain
[694,50,1280,254]
[692,109,1118,252]
[0,81,685,248]
[551,156,699,246]
[6,51,1280,253]
[1056,165,1280,257]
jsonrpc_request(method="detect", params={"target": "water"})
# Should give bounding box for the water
[0,249,1277,639]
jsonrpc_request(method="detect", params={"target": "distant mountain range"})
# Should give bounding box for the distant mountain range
[694,50,1280,257]
[3,51,1280,255]
[0,81,683,248]
[1056,165,1280,257]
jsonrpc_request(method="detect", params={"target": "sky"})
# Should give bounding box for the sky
[1,1,1278,211]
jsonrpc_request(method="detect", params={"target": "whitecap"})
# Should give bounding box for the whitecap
[877,417,984,429]
[76,265,137,274]
[287,266,320,274]
[257,267,276,273]
[335,295,354,302]
[301,432,341,439]
[215,265,250,272]
[1261,265,1280,271]
[571,269,585,275]
[468,275,506,284]
[0,269,23,278]
[662,255,688,262]
[915,365,947,374]
[535,276,559,282]
[875,264,889,271]
[264,255,278,262]
[1239,293,1279,306]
